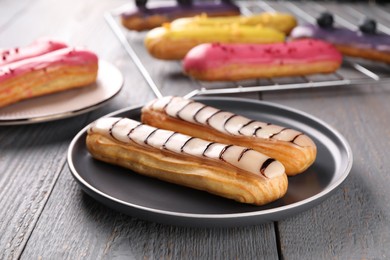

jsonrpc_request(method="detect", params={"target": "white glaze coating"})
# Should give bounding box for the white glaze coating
[88,117,285,179]
[146,96,314,147]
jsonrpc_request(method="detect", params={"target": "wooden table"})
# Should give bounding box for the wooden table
[1,0,390,259]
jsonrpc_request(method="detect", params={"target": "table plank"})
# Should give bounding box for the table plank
[22,165,280,259]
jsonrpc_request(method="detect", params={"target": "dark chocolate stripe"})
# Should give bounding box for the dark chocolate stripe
[202,142,215,157]
[176,100,193,120]
[238,120,256,135]
[127,123,143,141]
[219,144,233,161]
[223,114,236,134]
[162,96,174,112]
[269,127,289,139]
[180,137,194,152]
[144,129,158,145]
[238,148,252,161]
[206,109,222,126]
[260,158,275,176]
[253,126,263,136]
[193,105,207,123]
[109,118,124,141]
[290,133,303,144]
[162,132,178,149]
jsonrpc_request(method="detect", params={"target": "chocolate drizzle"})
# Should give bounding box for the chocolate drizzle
[219,145,233,161]
[109,118,123,141]
[206,110,222,126]
[193,105,207,123]
[202,142,215,156]
[144,129,158,145]
[127,122,142,140]
[269,127,289,139]
[92,117,284,178]
[151,97,308,147]
[176,100,193,120]
[181,137,194,152]
[238,148,251,161]
[162,132,178,149]
[260,158,275,175]
[223,114,236,134]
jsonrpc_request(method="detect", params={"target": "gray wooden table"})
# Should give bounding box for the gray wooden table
[1,0,390,259]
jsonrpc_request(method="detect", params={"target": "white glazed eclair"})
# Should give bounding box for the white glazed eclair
[141,96,317,176]
[86,117,288,206]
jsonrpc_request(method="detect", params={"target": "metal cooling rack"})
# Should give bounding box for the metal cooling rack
[105,1,390,99]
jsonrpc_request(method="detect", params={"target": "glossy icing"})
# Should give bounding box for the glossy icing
[171,13,297,33]
[290,24,390,52]
[183,39,342,71]
[122,2,240,19]
[0,38,68,66]
[0,47,98,83]
[146,23,285,44]
[89,117,285,179]
[146,96,315,148]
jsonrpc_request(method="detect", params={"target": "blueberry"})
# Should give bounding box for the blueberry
[317,12,334,28]
[359,18,377,34]
[135,0,147,8]
[177,0,192,6]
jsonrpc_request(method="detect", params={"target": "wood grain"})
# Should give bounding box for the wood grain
[2,0,390,259]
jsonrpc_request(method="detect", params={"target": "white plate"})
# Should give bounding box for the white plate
[0,60,123,125]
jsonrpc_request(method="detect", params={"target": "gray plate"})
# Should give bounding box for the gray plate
[67,97,353,227]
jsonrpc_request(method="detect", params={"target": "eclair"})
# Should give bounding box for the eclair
[121,0,240,31]
[145,23,285,60]
[142,96,317,176]
[183,39,342,81]
[0,38,68,66]
[290,12,390,63]
[0,47,98,108]
[170,12,297,34]
[86,117,288,206]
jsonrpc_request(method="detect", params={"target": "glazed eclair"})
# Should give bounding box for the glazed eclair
[141,96,317,176]
[86,117,288,206]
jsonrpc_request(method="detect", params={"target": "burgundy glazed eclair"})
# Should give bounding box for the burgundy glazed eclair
[86,117,288,206]
[141,96,317,176]
[121,0,240,31]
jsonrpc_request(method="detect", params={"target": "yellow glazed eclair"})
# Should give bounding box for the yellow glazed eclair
[144,23,285,60]
[142,96,317,176]
[170,13,297,34]
[86,117,288,205]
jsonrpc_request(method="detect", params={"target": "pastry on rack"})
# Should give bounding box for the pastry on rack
[0,38,68,66]
[290,12,390,63]
[121,0,241,31]
[0,47,98,108]
[144,22,285,60]
[182,39,342,81]
[170,12,297,35]
[142,96,317,176]
[86,116,288,205]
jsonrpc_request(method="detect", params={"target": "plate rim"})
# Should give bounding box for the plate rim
[0,60,123,126]
[68,97,353,221]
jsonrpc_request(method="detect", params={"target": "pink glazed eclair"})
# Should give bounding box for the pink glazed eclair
[0,47,98,108]
[0,38,68,66]
[183,39,342,81]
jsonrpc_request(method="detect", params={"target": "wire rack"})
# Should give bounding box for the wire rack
[105,1,390,99]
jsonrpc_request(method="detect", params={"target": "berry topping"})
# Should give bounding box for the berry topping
[359,18,377,34]
[177,0,192,6]
[135,0,147,8]
[317,12,334,28]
